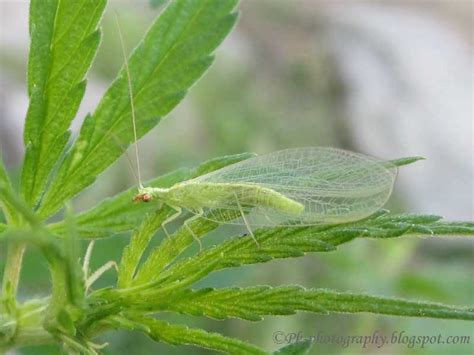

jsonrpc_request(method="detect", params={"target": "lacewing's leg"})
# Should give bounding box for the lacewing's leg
[161,205,182,239]
[234,192,259,246]
[183,209,204,251]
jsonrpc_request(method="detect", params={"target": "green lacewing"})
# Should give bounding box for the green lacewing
[133,147,397,246]
[116,16,397,247]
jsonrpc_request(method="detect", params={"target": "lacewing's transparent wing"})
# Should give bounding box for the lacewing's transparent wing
[190,147,398,226]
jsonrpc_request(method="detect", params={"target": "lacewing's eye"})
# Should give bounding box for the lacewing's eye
[142,194,152,202]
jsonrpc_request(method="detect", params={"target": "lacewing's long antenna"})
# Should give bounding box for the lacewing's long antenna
[115,13,143,189]
[105,128,140,187]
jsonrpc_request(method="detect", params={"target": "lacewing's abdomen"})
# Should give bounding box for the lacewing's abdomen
[163,182,304,215]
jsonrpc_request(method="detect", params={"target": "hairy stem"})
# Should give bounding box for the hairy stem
[2,242,26,314]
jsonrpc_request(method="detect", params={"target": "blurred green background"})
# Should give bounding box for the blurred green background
[0,0,472,354]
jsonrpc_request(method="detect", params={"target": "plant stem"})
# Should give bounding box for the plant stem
[2,242,26,314]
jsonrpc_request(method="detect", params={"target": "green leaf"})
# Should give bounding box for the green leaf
[21,0,106,207]
[0,154,20,226]
[128,286,474,321]
[274,340,312,355]
[131,209,240,286]
[0,223,6,234]
[126,316,266,354]
[48,153,254,238]
[38,0,240,220]
[140,213,473,291]
[152,286,327,320]
[117,209,170,288]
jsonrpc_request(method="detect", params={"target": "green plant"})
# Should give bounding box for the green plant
[0,0,472,354]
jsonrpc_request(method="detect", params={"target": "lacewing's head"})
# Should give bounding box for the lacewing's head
[133,186,154,203]
[133,187,169,203]
[133,192,152,203]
